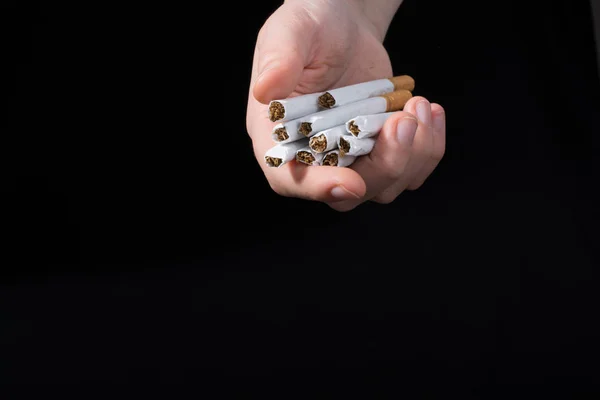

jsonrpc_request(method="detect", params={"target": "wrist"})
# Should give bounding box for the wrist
[284,0,403,42]
[347,0,404,41]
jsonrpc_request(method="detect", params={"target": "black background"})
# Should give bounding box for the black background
[2,0,600,392]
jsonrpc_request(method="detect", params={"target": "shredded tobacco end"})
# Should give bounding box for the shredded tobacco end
[322,153,339,166]
[299,122,312,137]
[339,137,350,156]
[274,127,289,141]
[296,151,316,165]
[318,92,336,108]
[309,135,327,153]
[265,156,283,167]
[348,121,360,136]
[269,101,285,122]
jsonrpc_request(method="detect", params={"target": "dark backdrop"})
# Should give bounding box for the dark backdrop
[2,0,600,392]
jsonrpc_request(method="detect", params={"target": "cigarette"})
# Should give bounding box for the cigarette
[338,135,376,157]
[318,75,414,109]
[298,89,412,137]
[264,139,309,168]
[271,119,305,143]
[268,92,323,122]
[295,146,325,166]
[308,125,346,153]
[321,149,357,168]
[346,112,395,139]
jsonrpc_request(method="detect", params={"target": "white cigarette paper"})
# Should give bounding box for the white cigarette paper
[338,135,376,157]
[321,149,357,168]
[319,75,414,109]
[271,119,305,144]
[298,97,388,138]
[308,125,346,153]
[295,146,325,166]
[264,139,309,168]
[268,92,323,122]
[299,90,411,137]
[346,112,395,139]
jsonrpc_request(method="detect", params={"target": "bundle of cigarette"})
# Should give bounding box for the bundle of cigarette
[264,75,415,168]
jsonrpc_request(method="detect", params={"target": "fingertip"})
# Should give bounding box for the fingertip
[431,103,445,117]
[403,96,428,115]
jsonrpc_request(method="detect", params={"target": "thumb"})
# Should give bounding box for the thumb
[252,5,315,104]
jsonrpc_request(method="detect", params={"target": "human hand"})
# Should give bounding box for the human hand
[246,0,445,211]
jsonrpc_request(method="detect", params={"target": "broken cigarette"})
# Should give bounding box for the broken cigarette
[295,146,325,166]
[321,149,357,168]
[346,112,395,139]
[268,92,323,122]
[338,135,376,157]
[308,125,346,153]
[271,119,305,144]
[298,89,412,137]
[264,139,309,168]
[318,75,414,109]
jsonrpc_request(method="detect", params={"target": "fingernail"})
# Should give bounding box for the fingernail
[433,110,445,133]
[396,117,418,145]
[416,100,431,126]
[331,185,361,200]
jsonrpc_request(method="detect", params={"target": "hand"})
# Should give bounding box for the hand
[246,0,446,211]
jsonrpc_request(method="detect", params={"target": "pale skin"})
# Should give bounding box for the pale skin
[246,0,446,211]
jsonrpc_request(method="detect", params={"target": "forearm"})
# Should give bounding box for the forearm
[284,0,404,42]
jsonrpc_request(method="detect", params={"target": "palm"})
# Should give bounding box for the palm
[292,14,393,98]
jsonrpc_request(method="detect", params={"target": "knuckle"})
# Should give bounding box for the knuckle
[387,170,404,181]
[431,146,445,163]
[406,180,424,191]
[369,153,405,180]
[421,148,434,163]
[256,24,268,44]
[383,163,405,180]
[372,192,398,204]
[256,23,274,53]
[372,182,410,203]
